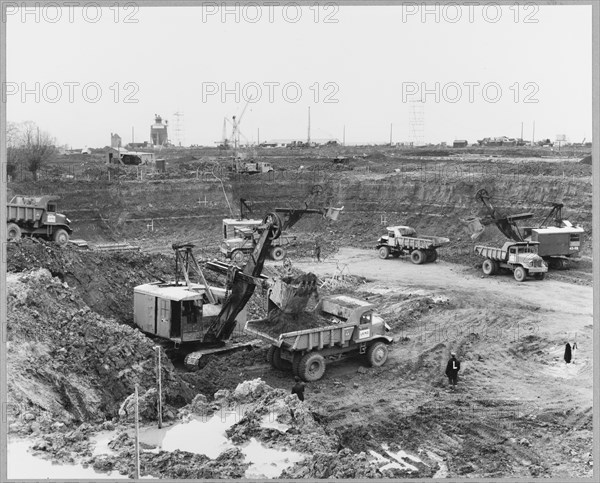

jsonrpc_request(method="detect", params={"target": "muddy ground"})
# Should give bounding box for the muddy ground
[5,148,593,478]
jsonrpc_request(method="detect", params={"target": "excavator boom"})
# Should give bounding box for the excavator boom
[472,189,533,241]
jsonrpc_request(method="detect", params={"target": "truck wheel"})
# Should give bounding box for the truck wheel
[231,250,246,265]
[269,347,290,370]
[378,246,390,259]
[271,246,286,261]
[366,341,388,367]
[482,259,496,275]
[292,354,302,377]
[410,250,425,265]
[513,266,527,282]
[298,352,326,382]
[427,250,438,263]
[7,223,21,242]
[53,228,69,246]
[533,272,546,280]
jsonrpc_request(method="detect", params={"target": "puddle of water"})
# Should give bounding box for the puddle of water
[425,450,448,478]
[369,449,389,462]
[7,439,124,480]
[370,444,424,473]
[148,412,240,458]
[12,410,304,480]
[259,414,290,432]
[242,437,305,479]
[91,430,117,456]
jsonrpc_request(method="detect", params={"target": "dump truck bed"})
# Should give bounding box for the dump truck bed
[397,235,450,249]
[245,317,359,351]
[474,245,508,261]
[7,204,45,224]
[7,195,60,224]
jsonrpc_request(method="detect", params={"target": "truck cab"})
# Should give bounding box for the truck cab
[220,218,263,263]
[504,241,545,268]
[378,226,417,246]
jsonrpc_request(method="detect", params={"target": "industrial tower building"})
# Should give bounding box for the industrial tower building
[150,114,169,146]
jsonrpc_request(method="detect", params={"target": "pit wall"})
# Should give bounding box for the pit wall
[8,171,593,253]
[8,179,232,242]
[232,173,593,253]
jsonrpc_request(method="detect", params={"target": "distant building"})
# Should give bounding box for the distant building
[106,147,156,166]
[111,133,122,149]
[262,138,340,148]
[126,141,150,150]
[477,136,517,147]
[453,140,468,148]
[150,114,169,146]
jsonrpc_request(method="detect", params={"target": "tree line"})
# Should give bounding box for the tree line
[7,121,56,181]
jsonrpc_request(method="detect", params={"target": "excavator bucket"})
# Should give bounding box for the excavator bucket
[463,217,486,241]
[269,273,319,314]
[325,206,344,221]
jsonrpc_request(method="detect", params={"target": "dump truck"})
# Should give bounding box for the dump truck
[237,161,274,174]
[220,217,296,264]
[376,225,450,264]
[245,293,393,382]
[471,190,584,270]
[6,195,72,245]
[474,241,548,282]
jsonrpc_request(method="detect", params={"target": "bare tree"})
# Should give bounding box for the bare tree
[19,121,57,181]
[6,121,21,179]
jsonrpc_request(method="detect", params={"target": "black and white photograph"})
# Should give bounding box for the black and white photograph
[1,1,597,480]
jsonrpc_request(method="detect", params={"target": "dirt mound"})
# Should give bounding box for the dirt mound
[248,311,331,338]
[88,435,249,479]
[6,269,194,430]
[7,239,174,322]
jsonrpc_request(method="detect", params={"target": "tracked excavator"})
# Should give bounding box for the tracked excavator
[467,189,584,269]
[133,195,343,369]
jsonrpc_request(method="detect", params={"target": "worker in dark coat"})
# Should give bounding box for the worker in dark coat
[291,376,306,401]
[314,241,321,263]
[445,352,460,389]
[564,343,572,363]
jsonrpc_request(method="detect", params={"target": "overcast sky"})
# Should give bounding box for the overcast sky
[6,3,593,147]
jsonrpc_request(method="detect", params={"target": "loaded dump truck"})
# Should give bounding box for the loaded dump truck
[220,218,296,264]
[474,241,548,282]
[245,289,393,382]
[6,195,72,245]
[376,225,450,264]
[471,190,584,270]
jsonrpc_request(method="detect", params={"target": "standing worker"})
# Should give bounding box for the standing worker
[314,240,321,263]
[291,376,306,401]
[445,352,461,390]
[564,342,572,364]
